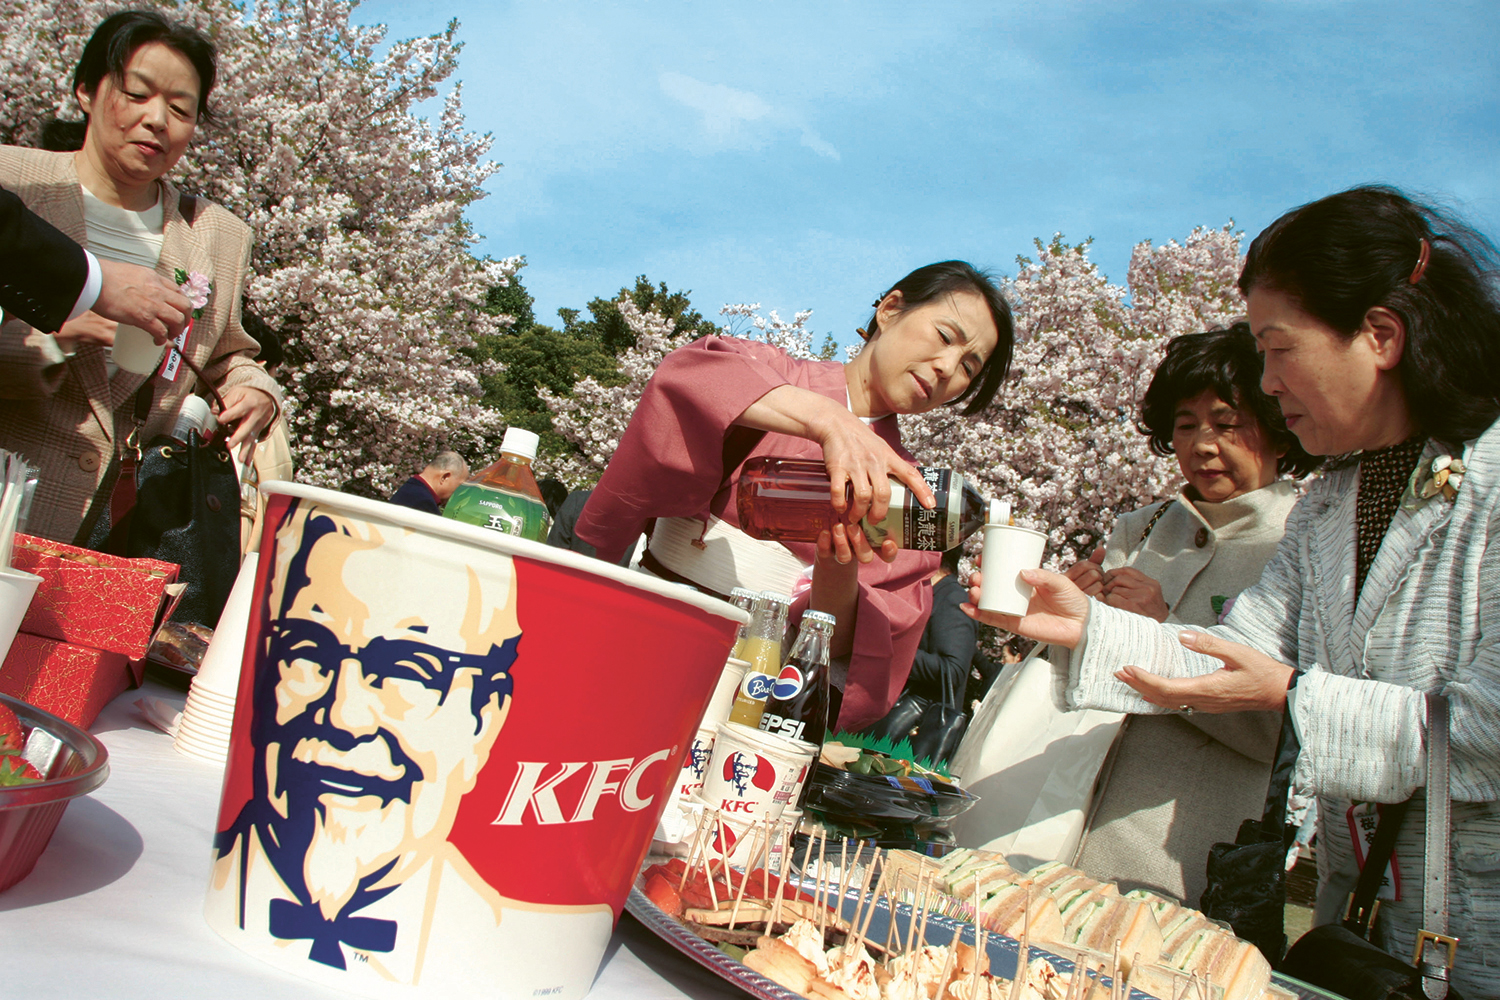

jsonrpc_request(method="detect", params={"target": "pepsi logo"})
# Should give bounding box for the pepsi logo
[770,664,804,701]
[723,750,775,796]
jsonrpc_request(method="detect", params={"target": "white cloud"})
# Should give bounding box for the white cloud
[658,70,839,160]
[800,128,839,161]
[658,71,771,138]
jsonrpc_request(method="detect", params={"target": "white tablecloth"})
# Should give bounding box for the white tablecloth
[2,679,744,1000]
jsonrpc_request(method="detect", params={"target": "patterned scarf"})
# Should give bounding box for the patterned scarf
[1354,438,1428,598]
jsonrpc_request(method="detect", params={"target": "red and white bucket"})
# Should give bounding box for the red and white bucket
[204,483,745,999]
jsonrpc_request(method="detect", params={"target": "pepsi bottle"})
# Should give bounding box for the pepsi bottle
[758,610,834,745]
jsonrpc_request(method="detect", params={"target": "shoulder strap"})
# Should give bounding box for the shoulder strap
[1416,692,1455,998]
[1139,497,1175,543]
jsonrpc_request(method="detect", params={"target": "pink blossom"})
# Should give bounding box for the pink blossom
[179,271,211,311]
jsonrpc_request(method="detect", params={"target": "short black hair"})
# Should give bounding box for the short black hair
[241,309,284,370]
[73,10,218,126]
[862,260,1014,415]
[1138,324,1319,478]
[1239,185,1500,447]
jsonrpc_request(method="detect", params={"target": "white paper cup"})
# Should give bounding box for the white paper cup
[112,324,167,375]
[188,553,260,699]
[700,721,817,824]
[675,724,718,800]
[701,657,748,728]
[0,568,42,665]
[977,523,1048,617]
[175,554,260,763]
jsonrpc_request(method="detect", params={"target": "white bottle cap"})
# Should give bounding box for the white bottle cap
[500,426,540,461]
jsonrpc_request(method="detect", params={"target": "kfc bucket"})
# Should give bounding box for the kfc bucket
[204,483,747,1000]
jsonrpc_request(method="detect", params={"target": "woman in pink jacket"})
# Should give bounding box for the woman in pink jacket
[577,261,1013,731]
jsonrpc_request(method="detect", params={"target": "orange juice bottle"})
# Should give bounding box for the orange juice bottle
[726,591,791,728]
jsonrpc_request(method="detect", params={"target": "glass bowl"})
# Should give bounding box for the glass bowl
[0,692,110,892]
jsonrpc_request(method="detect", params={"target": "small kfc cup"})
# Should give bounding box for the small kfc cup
[700,722,817,824]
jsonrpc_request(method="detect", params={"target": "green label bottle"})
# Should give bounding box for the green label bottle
[442,427,551,542]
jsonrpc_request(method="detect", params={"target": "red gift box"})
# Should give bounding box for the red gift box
[0,633,137,729]
[9,534,179,660]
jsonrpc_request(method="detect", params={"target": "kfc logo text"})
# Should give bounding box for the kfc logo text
[492,749,673,825]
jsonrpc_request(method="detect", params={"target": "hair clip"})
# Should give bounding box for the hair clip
[1409,238,1431,284]
[855,327,871,341]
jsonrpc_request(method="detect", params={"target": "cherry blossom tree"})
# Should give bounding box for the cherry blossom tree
[900,225,1246,570]
[0,0,517,496]
[543,228,1247,571]
[539,301,819,485]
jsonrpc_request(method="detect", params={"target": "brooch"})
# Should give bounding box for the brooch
[1405,454,1466,508]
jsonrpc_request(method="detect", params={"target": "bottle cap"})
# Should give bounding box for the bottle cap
[171,395,215,443]
[758,590,793,606]
[500,426,540,460]
[802,610,836,630]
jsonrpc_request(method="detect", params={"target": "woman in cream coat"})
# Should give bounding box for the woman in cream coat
[1061,324,1316,905]
[0,12,279,545]
[970,186,1500,994]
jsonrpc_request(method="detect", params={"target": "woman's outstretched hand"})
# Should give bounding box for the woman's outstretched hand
[961,563,1091,649]
[1116,631,1294,713]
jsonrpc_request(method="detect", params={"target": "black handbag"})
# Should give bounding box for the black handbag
[78,380,242,628]
[1279,693,1462,1000]
[1199,700,1300,963]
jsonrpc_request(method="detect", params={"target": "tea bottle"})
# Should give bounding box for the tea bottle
[443,427,551,541]
[736,457,985,551]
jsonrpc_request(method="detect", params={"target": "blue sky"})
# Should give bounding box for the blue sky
[354,1,1499,347]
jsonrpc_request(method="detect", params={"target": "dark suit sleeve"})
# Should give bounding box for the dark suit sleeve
[907,574,977,708]
[0,184,89,333]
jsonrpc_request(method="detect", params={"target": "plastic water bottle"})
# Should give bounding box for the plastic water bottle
[443,427,551,541]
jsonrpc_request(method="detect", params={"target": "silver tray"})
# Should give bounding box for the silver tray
[624,866,1347,1000]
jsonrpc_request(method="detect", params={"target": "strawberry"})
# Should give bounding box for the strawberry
[0,703,23,753]
[0,752,42,786]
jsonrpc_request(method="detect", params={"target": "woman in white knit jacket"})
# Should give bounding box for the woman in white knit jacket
[969,186,1500,995]
[1059,324,1317,906]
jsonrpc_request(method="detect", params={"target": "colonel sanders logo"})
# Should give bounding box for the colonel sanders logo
[724,750,775,796]
[212,502,519,975]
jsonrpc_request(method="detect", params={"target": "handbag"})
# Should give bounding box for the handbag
[1278,693,1463,1000]
[78,380,242,628]
[1199,698,1301,962]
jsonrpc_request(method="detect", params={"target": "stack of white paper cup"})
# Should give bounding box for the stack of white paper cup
[174,553,259,764]
[698,721,817,824]
[701,656,748,728]
[0,568,41,664]
[674,724,718,801]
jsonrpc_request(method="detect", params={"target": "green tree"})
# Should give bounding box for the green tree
[558,275,721,355]
[470,273,721,481]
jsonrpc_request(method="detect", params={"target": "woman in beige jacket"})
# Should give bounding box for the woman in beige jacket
[0,11,280,545]
[1060,324,1317,905]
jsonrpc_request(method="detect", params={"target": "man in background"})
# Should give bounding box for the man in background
[388,451,469,515]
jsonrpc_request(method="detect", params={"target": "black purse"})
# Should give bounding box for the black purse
[1278,693,1462,1000]
[79,380,242,628]
[1199,698,1300,963]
